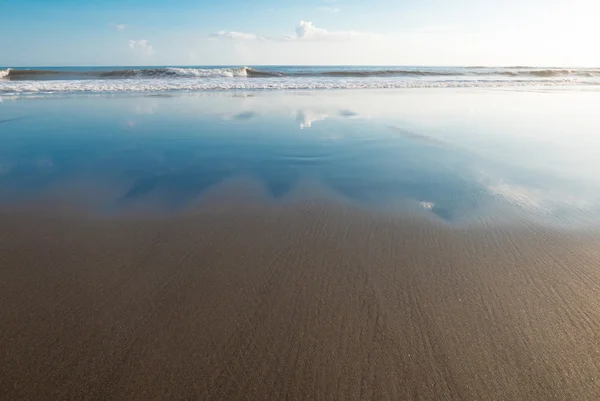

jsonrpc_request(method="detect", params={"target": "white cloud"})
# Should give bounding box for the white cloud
[115,24,126,31]
[212,20,379,43]
[295,20,328,39]
[295,20,373,41]
[211,31,259,40]
[129,39,154,55]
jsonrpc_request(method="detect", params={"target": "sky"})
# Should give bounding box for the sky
[1,0,599,66]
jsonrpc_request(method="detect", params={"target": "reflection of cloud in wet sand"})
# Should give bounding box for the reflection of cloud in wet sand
[420,201,435,210]
[134,104,158,115]
[0,116,28,125]
[487,181,594,215]
[233,111,257,121]
[418,200,453,220]
[219,111,258,121]
[387,126,452,148]
[144,93,176,98]
[296,110,328,129]
[339,110,359,117]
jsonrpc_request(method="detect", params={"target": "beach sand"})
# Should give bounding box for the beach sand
[2,195,600,400]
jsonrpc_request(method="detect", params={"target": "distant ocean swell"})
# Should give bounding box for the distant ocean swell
[1,66,599,94]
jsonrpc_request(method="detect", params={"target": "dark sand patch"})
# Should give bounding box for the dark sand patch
[1,199,600,400]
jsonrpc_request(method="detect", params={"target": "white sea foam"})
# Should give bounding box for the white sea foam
[0,69,10,79]
[0,76,598,95]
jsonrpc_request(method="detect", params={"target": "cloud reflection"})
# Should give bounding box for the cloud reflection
[295,110,329,129]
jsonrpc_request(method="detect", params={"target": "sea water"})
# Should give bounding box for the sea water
[1,81,600,227]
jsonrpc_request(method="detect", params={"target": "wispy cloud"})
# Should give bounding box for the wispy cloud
[210,31,258,40]
[211,20,379,42]
[295,20,374,40]
[115,24,126,31]
[129,39,154,55]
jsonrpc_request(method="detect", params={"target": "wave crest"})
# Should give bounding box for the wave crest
[100,67,281,78]
[2,66,600,81]
[102,67,251,78]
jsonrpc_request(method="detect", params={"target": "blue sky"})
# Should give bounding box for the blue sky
[1,0,598,66]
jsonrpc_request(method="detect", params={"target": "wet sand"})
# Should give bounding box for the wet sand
[2,198,600,400]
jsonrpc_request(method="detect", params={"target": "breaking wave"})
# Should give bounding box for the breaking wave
[2,66,600,81]
[2,66,599,95]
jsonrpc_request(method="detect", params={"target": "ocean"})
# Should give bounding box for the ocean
[1,66,600,94]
